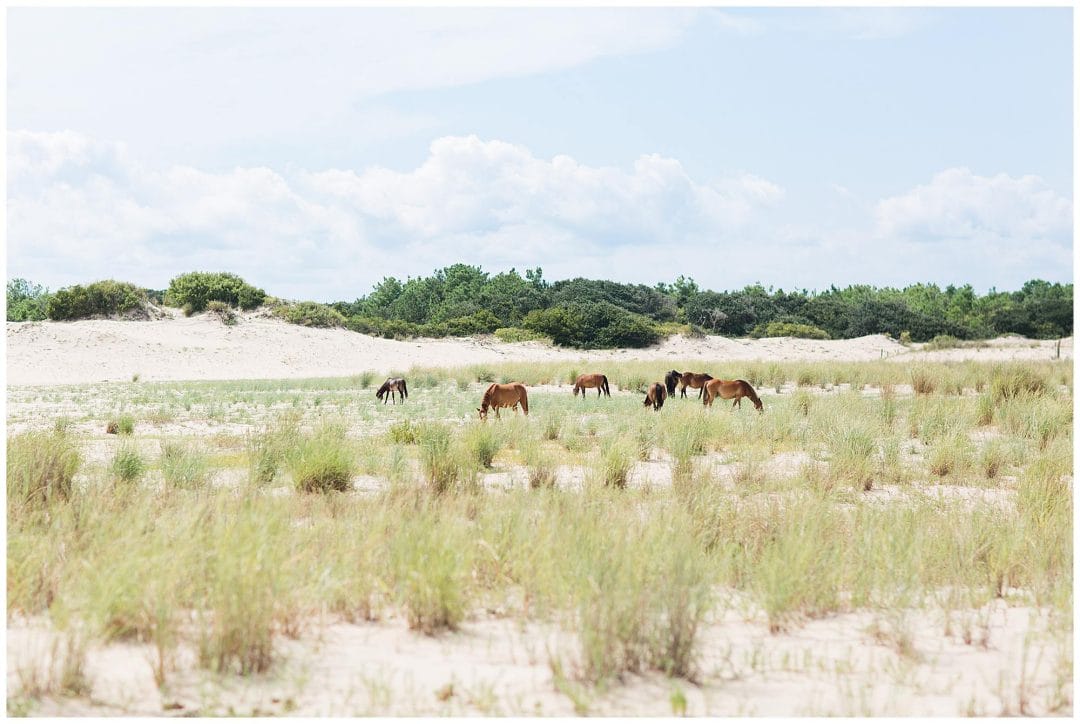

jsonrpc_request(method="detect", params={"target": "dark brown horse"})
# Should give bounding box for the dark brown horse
[643,382,666,411]
[573,373,610,397]
[664,370,682,395]
[702,379,763,412]
[677,372,713,399]
[477,383,529,421]
[376,377,408,404]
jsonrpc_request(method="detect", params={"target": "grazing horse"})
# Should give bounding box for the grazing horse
[702,379,763,412]
[678,372,713,399]
[643,382,667,411]
[477,383,529,421]
[664,370,682,396]
[376,377,408,405]
[573,373,611,398]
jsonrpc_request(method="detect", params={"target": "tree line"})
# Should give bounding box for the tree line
[7,267,1072,348]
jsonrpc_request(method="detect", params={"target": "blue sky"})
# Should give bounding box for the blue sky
[7,7,1073,301]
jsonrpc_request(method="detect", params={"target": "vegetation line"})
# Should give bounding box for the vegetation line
[8,267,1072,349]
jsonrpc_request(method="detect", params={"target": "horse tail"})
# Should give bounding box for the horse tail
[602,375,610,396]
[702,381,712,406]
[519,386,529,415]
[401,378,409,399]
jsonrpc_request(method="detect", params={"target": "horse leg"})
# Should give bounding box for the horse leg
[732,398,739,410]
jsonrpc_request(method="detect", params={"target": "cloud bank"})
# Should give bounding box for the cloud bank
[7,131,1072,300]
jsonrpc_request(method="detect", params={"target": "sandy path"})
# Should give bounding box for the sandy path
[6,311,1070,386]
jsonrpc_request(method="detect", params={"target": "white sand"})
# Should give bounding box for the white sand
[7,597,1069,716]
[6,309,1070,386]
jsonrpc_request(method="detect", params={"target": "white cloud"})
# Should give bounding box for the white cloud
[874,167,1072,244]
[9,132,1070,300]
[7,131,785,299]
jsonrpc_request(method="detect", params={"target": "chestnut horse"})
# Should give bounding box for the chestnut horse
[643,382,666,411]
[573,373,611,397]
[376,377,408,404]
[477,383,529,421]
[702,379,763,412]
[677,372,713,399]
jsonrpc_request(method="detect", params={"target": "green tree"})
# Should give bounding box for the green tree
[6,278,50,321]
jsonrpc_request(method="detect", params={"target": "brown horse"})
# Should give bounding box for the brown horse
[678,372,713,399]
[573,373,610,397]
[477,383,529,421]
[643,382,666,410]
[702,379,763,412]
[376,377,408,404]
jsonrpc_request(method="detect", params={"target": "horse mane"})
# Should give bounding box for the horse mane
[376,380,390,396]
[480,383,496,407]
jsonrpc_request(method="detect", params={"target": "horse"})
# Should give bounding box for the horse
[376,377,408,405]
[664,370,682,396]
[678,372,713,399]
[477,382,529,421]
[573,373,611,397]
[643,382,666,411]
[702,379,763,412]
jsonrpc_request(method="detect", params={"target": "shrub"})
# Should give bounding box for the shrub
[7,431,80,506]
[46,280,147,320]
[419,424,466,494]
[246,413,301,484]
[165,272,266,313]
[273,301,345,328]
[7,278,50,321]
[910,368,936,395]
[388,419,420,445]
[463,424,502,469]
[595,439,635,489]
[286,424,357,493]
[828,427,876,490]
[161,442,210,489]
[493,327,550,343]
[111,413,136,436]
[522,302,661,349]
[751,321,830,340]
[111,444,146,484]
[443,310,501,336]
[206,300,237,326]
[990,366,1047,403]
[925,334,961,350]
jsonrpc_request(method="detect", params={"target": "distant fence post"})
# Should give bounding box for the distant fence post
[1056,338,1061,359]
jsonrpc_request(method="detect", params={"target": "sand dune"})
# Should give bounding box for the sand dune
[6,309,1070,386]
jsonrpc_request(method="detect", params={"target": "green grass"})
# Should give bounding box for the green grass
[7,430,81,507]
[286,422,358,493]
[160,441,210,489]
[4,357,1073,714]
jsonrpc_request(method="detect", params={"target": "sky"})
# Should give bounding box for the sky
[6,6,1074,302]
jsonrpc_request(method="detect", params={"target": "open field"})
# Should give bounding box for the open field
[6,353,1073,716]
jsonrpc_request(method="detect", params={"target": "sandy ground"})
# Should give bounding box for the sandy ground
[7,596,1068,716]
[5,309,1071,386]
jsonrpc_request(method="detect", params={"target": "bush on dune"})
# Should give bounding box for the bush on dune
[273,301,346,328]
[45,280,148,320]
[165,272,266,313]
